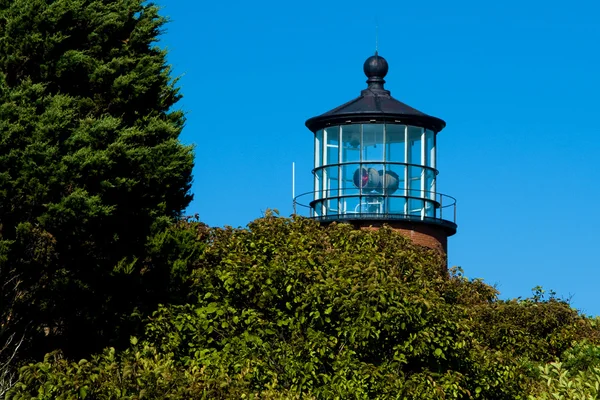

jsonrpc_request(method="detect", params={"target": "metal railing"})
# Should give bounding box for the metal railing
[293,189,457,227]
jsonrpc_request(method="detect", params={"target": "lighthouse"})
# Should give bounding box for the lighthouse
[295,53,457,254]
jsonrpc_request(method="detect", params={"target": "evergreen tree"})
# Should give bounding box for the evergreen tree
[0,0,194,358]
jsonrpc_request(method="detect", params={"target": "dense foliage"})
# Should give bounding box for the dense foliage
[0,0,193,362]
[7,216,600,399]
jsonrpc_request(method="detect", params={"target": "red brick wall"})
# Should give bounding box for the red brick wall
[354,221,448,254]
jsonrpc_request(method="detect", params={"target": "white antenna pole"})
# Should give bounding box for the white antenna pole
[292,162,296,214]
[292,162,296,199]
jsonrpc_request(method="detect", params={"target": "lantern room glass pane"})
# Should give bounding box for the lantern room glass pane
[407,126,423,166]
[409,166,422,198]
[409,165,424,217]
[341,164,359,196]
[341,125,360,163]
[388,164,405,195]
[324,166,339,214]
[325,126,340,165]
[325,165,339,190]
[388,197,406,214]
[357,164,384,194]
[315,168,323,199]
[315,129,323,168]
[424,200,435,218]
[362,124,384,161]
[342,196,360,215]
[409,199,424,216]
[385,124,406,163]
[380,166,400,197]
[313,200,321,217]
[359,194,384,214]
[425,169,435,199]
[425,129,435,168]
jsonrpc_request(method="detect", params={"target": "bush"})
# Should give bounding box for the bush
[528,362,600,400]
[7,216,600,398]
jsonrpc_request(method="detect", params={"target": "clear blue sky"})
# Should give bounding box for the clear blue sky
[158,0,600,315]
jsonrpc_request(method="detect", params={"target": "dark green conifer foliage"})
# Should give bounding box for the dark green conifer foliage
[0,0,194,357]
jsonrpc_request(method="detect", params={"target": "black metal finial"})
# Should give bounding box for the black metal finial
[363,52,389,91]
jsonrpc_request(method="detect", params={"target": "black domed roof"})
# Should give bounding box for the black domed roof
[305,53,445,133]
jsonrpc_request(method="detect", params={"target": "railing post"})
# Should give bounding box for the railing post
[454,202,456,223]
[439,194,443,220]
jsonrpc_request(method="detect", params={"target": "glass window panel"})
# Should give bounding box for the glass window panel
[387,164,405,196]
[314,168,323,200]
[409,164,424,217]
[341,125,360,163]
[353,163,384,214]
[409,199,424,216]
[362,124,384,161]
[319,200,326,217]
[426,169,435,200]
[315,130,323,168]
[322,165,338,216]
[341,164,359,195]
[341,196,360,215]
[409,166,423,199]
[312,200,322,217]
[387,197,406,215]
[424,200,435,218]
[359,194,384,214]
[425,129,435,168]
[342,146,359,164]
[385,124,406,163]
[380,166,401,197]
[357,164,384,194]
[325,165,339,201]
[326,200,338,215]
[325,126,339,165]
[407,126,423,166]
[324,199,337,216]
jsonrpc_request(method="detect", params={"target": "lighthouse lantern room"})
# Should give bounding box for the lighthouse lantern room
[296,53,457,253]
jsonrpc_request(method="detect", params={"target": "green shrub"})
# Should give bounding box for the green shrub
[7,216,600,398]
[528,362,600,400]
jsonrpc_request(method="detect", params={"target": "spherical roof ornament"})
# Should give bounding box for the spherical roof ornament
[363,51,388,91]
[304,52,446,133]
